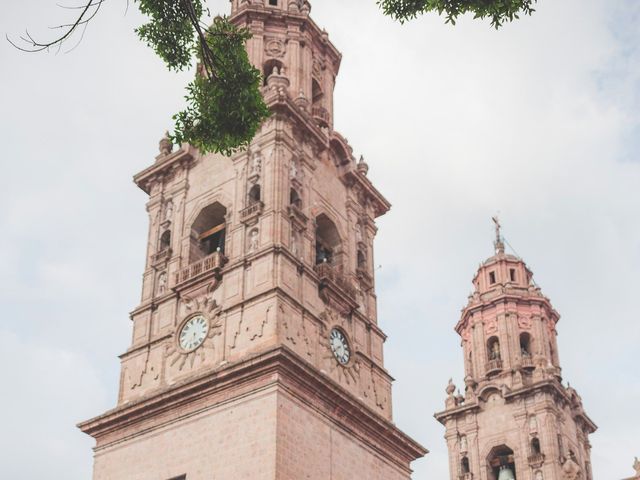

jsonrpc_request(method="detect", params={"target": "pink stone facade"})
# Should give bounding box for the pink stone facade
[435,237,596,480]
[79,1,426,478]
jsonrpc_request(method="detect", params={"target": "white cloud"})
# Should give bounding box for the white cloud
[1,0,639,479]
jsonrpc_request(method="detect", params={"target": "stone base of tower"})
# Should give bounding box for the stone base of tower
[79,348,426,480]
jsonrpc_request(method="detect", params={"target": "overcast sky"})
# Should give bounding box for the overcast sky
[1,0,639,479]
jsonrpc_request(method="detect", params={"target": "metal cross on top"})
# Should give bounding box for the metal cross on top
[491,215,505,254]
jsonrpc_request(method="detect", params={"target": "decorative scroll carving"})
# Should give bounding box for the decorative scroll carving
[230,306,272,349]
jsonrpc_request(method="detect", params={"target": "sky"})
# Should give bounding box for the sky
[1,0,639,479]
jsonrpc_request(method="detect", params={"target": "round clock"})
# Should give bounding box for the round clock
[178,315,209,351]
[329,328,351,365]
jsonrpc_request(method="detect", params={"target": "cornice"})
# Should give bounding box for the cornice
[455,291,559,334]
[133,146,197,195]
[340,168,391,219]
[78,347,426,468]
[434,378,597,433]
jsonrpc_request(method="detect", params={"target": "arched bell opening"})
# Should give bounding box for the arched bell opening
[289,188,302,208]
[159,229,171,251]
[461,456,471,475]
[530,437,542,456]
[248,184,261,206]
[520,332,532,357]
[357,249,366,270]
[487,445,516,480]
[315,213,341,267]
[263,59,285,86]
[487,336,501,361]
[189,202,227,262]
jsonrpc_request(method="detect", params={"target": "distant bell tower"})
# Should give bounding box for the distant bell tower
[435,220,596,480]
[78,1,426,479]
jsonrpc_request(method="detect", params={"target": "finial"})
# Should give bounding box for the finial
[492,215,505,254]
[446,378,456,395]
[159,131,173,156]
[357,155,369,176]
[633,457,640,475]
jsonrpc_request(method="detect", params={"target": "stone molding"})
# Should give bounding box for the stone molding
[79,347,426,470]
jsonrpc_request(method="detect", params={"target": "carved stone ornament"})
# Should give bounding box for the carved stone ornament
[165,311,223,372]
[265,38,285,58]
[312,56,324,79]
[518,314,532,330]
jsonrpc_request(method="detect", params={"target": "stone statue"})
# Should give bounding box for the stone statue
[355,223,363,243]
[249,229,259,253]
[164,200,174,221]
[535,470,544,480]
[459,435,467,452]
[634,457,640,476]
[157,272,167,295]
[250,148,262,176]
[562,456,581,480]
[289,159,298,180]
[490,341,501,360]
[529,415,538,432]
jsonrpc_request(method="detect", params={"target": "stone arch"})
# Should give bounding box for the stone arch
[263,58,285,85]
[477,384,502,403]
[188,202,228,262]
[485,444,517,480]
[315,213,342,266]
[159,229,171,251]
[520,332,532,357]
[248,183,261,205]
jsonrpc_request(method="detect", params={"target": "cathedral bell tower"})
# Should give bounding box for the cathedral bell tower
[78,1,426,479]
[435,221,596,480]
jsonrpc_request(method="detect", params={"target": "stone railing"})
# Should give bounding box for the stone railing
[151,248,171,265]
[528,453,545,467]
[487,359,503,373]
[314,263,357,300]
[312,106,330,125]
[521,356,534,368]
[175,251,226,286]
[239,201,264,224]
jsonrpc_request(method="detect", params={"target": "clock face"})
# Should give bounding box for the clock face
[179,315,209,351]
[329,328,351,365]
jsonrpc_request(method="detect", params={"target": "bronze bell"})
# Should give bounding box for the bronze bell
[498,465,516,480]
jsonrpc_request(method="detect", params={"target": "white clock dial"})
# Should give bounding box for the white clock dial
[179,315,209,351]
[329,328,351,365]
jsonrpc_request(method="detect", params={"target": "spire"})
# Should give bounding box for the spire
[492,215,505,254]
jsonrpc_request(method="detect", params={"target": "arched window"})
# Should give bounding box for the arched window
[248,184,261,205]
[520,332,532,357]
[312,78,323,104]
[461,457,470,474]
[531,437,542,455]
[290,188,301,208]
[315,214,341,266]
[263,59,284,86]
[160,230,171,251]
[357,249,366,270]
[189,202,227,262]
[487,337,501,361]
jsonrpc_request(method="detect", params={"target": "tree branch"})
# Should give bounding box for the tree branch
[7,0,105,53]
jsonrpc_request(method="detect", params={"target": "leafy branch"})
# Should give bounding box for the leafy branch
[8,0,540,153]
[377,0,537,28]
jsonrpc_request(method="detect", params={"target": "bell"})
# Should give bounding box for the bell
[498,466,516,480]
